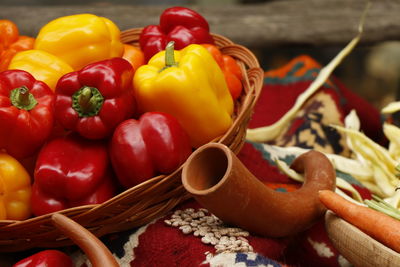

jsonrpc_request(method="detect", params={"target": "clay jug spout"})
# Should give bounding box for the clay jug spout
[182,143,336,237]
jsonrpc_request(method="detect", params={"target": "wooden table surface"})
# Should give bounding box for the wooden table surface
[0,0,399,49]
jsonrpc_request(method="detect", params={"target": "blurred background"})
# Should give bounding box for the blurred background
[1,0,400,111]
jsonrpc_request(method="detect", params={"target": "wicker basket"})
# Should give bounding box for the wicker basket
[0,28,264,252]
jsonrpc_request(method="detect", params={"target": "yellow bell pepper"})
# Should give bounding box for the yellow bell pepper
[8,49,73,91]
[0,152,32,220]
[34,13,124,70]
[134,42,234,148]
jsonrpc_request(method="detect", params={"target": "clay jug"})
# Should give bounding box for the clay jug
[181,142,336,237]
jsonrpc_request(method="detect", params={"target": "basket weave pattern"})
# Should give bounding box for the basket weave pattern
[0,28,264,252]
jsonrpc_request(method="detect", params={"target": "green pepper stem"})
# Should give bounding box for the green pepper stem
[165,41,176,67]
[17,87,30,106]
[10,86,38,111]
[72,86,104,117]
[78,87,94,112]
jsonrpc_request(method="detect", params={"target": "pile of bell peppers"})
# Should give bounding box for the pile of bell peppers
[0,6,244,227]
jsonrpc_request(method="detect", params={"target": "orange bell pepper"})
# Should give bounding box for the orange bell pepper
[202,44,243,100]
[0,152,32,220]
[122,44,145,73]
[0,19,35,72]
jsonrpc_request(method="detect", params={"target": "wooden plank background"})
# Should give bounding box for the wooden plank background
[0,0,399,48]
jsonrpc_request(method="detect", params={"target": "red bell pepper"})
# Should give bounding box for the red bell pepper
[110,112,192,189]
[0,69,54,159]
[13,250,73,267]
[139,6,214,61]
[54,57,135,140]
[31,134,117,216]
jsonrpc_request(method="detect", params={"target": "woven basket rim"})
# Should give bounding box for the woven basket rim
[0,28,264,252]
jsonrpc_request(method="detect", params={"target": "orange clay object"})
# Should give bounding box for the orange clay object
[52,213,119,267]
[182,144,336,237]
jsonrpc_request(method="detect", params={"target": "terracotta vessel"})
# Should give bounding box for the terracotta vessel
[182,143,336,237]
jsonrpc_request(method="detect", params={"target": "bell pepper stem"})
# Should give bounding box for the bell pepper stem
[159,41,177,72]
[165,41,176,67]
[72,86,104,117]
[78,87,94,111]
[10,86,38,111]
